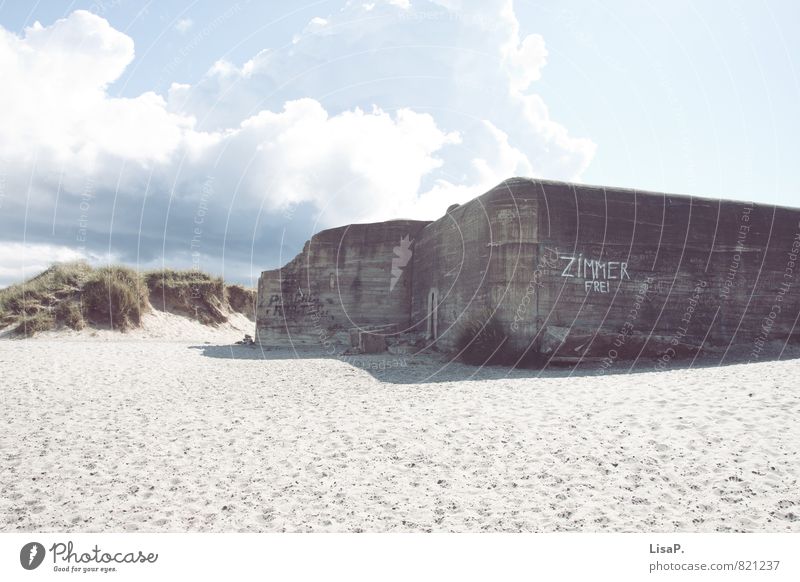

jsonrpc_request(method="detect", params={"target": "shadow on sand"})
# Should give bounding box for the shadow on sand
[189,342,800,385]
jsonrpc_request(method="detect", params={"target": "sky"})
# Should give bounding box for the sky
[0,0,798,287]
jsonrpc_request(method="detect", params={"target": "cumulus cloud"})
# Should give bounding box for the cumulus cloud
[0,11,191,172]
[169,0,595,193]
[220,100,459,222]
[504,33,548,92]
[0,243,88,287]
[0,2,596,287]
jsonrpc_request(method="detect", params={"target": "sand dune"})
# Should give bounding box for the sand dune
[1,337,799,532]
[0,309,253,343]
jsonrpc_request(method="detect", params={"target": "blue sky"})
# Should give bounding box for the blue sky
[0,0,798,286]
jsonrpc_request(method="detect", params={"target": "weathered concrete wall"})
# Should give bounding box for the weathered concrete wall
[413,178,800,365]
[258,177,800,365]
[256,219,429,349]
[409,180,540,353]
[525,180,800,367]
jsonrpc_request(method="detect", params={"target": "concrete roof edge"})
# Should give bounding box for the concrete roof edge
[493,176,798,212]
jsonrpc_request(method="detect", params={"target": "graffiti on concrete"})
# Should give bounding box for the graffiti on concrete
[390,235,414,292]
[560,253,631,293]
[266,289,328,318]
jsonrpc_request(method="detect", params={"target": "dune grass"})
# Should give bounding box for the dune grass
[225,284,257,320]
[0,262,91,335]
[12,310,56,338]
[0,262,90,320]
[145,269,227,325]
[82,266,149,330]
[0,262,255,336]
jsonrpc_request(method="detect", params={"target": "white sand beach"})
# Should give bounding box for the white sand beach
[1,330,799,533]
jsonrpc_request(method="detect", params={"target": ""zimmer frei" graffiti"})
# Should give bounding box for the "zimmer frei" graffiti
[560,253,631,293]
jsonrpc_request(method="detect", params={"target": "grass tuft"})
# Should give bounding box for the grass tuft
[54,301,85,330]
[144,269,227,325]
[0,261,91,332]
[225,284,256,321]
[1,262,256,336]
[81,266,148,330]
[12,311,56,338]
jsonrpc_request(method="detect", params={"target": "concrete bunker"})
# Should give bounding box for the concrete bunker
[256,178,800,366]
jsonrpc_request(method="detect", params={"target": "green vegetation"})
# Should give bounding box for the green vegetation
[0,262,255,336]
[225,284,257,320]
[0,261,91,332]
[145,269,227,325]
[82,266,149,330]
[53,300,84,330]
[13,310,56,338]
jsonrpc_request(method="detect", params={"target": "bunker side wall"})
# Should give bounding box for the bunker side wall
[410,180,539,353]
[525,182,800,365]
[256,220,430,349]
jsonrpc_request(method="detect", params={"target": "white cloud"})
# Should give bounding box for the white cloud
[504,33,548,92]
[293,16,329,43]
[413,120,534,218]
[174,18,193,34]
[179,99,460,225]
[0,243,87,287]
[0,2,597,286]
[171,0,595,189]
[0,10,193,174]
[515,92,597,178]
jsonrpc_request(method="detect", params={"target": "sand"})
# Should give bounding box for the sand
[1,329,799,532]
[0,309,254,343]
